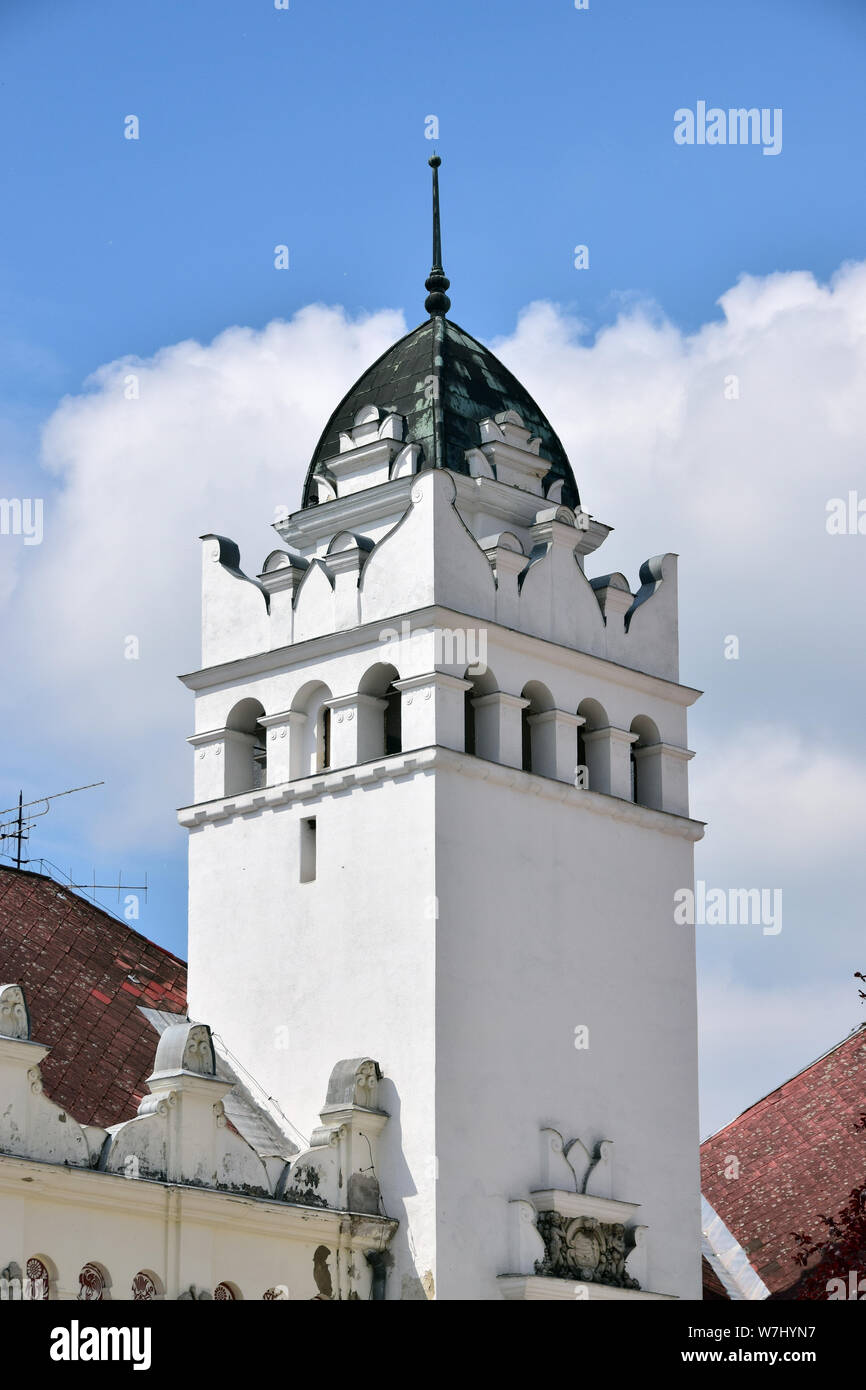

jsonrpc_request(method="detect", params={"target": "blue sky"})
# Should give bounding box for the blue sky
[2,0,865,1133]
[3,0,865,398]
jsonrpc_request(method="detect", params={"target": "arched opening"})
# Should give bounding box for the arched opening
[225,697,267,794]
[359,663,401,758]
[318,705,332,771]
[214,1281,241,1300]
[464,687,476,756]
[385,684,401,754]
[576,697,608,792]
[520,681,555,775]
[290,682,333,776]
[629,715,661,807]
[462,666,497,758]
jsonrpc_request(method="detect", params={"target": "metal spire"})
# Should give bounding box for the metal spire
[424,155,451,317]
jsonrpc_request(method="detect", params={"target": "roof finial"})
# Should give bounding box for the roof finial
[424,154,451,317]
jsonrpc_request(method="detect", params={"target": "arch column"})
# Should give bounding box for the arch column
[259,710,302,784]
[471,691,530,768]
[582,726,638,799]
[325,693,388,769]
[394,673,472,753]
[633,743,694,815]
[527,710,584,782]
[188,727,255,801]
[284,710,311,779]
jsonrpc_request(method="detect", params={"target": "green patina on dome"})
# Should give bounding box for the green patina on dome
[302,158,579,510]
[301,314,579,509]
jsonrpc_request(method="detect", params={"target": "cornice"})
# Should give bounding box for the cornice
[0,1153,396,1246]
[178,744,705,841]
[180,604,701,708]
[497,1274,676,1301]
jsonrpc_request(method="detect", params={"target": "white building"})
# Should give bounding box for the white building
[0,157,702,1300]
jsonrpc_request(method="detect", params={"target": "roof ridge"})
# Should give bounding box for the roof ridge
[702,1021,866,1142]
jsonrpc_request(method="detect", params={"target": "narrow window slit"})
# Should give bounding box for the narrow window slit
[300,817,317,882]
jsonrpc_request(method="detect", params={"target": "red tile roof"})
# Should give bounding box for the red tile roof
[701,1025,866,1297]
[0,866,187,1129]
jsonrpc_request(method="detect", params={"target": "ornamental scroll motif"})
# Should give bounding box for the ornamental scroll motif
[77,1263,106,1301]
[534,1213,640,1290]
[132,1272,158,1300]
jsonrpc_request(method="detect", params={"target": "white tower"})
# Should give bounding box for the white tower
[180,159,702,1301]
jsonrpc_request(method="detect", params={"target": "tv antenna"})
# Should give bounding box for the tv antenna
[0,782,105,869]
[0,783,148,905]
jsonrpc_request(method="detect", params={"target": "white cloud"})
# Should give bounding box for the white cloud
[0,306,406,844]
[3,263,866,869]
[692,725,866,869]
[492,261,866,573]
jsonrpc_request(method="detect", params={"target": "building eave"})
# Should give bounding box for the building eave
[179,602,702,707]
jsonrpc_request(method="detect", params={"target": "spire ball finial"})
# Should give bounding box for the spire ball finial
[424,154,451,317]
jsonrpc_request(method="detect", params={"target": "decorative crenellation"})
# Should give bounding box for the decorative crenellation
[198,461,681,688]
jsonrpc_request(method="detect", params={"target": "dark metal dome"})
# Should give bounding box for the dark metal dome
[302,157,579,509]
[301,314,579,509]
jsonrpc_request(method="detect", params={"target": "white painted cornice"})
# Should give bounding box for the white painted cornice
[275,477,413,549]
[179,603,702,708]
[0,1154,396,1248]
[177,744,705,840]
[497,1274,675,1301]
[529,1189,641,1224]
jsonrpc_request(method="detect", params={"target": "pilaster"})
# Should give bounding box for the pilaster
[471,691,529,769]
[325,693,388,768]
[527,709,584,783]
[394,673,472,753]
[582,726,638,799]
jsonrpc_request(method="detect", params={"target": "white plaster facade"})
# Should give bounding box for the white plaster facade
[180,367,703,1299]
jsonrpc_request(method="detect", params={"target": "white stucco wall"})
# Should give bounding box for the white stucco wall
[433,757,702,1300]
[183,458,701,1300]
[186,743,701,1300]
[187,770,439,1299]
[0,1158,389,1300]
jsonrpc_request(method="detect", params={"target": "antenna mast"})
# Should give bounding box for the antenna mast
[0,782,105,867]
